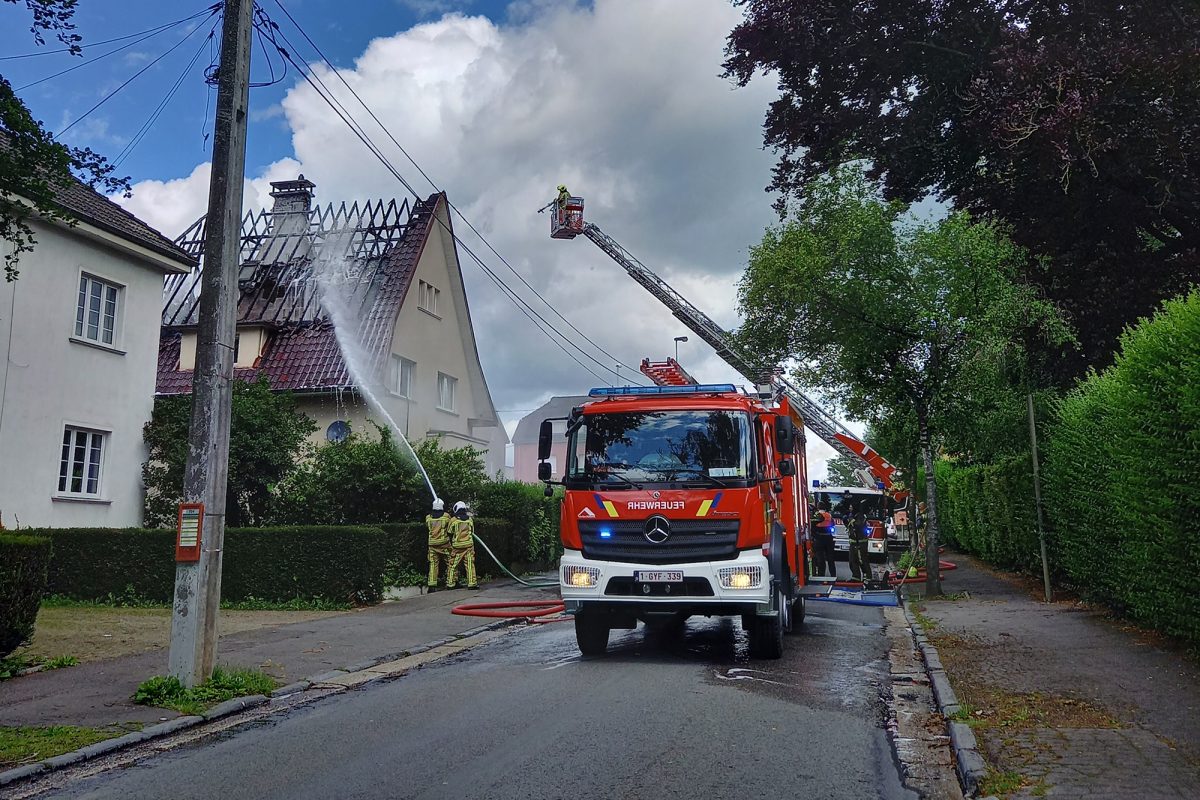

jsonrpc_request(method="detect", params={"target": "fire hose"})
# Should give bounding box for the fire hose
[450,533,568,622]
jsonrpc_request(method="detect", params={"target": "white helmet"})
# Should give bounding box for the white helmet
[432,498,444,511]
[453,501,468,514]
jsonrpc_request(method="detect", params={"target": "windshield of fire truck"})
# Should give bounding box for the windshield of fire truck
[566,409,753,487]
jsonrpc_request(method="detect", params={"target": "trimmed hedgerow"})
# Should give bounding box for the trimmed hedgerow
[1044,289,1200,643]
[31,526,390,605]
[0,535,52,657]
[942,289,1200,646]
[941,456,1041,574]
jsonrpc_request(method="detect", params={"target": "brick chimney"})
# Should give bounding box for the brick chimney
[269,174,315,215]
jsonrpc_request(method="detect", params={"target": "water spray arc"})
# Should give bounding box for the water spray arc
[309,228,436,500]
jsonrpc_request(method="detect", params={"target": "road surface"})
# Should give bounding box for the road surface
[35,600,917,800]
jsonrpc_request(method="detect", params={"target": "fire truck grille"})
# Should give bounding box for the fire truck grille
[578,519,740,564]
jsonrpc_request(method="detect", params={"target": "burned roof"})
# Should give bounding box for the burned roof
[157,179,441,395]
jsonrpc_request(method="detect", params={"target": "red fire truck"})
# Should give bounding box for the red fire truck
[537,383,821,659]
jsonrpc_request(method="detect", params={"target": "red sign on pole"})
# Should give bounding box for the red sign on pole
[176,503,204,562]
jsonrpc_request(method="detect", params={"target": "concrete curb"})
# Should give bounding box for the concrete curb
[901,598,989,798]
[0,615,520,789]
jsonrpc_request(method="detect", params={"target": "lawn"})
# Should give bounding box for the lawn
[0,725,127,770]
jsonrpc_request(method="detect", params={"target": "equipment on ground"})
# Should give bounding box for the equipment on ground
[538,383,826,659]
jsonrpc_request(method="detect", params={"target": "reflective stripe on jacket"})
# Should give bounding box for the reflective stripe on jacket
[426,514,451,547]
[449,516,475,548]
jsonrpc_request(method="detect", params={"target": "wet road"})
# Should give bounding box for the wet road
[37,600,915,800]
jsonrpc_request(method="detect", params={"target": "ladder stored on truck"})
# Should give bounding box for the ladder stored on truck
[549,195,898,487]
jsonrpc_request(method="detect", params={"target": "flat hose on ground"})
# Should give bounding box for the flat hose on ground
[450,533,568,622]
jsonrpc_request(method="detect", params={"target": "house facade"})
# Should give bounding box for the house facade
[0,184,194,528]
[512,395,589,483]
[156,178,508,476]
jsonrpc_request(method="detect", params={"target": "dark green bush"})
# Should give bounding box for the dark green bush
[476,481,563,568]
[1044,289,1200,642]
[945,289,1200,646]
[31,526,389,605]
[0,535,52,657]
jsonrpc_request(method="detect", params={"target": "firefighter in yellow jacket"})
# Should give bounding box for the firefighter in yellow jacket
[446,501,480,590]
[425,498,451,592]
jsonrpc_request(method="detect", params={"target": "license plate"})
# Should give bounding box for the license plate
[635,570,683,583]
[834,541,849,551]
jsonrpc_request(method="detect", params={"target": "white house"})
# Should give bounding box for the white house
[156,177,508,475]
[0,179,195,528]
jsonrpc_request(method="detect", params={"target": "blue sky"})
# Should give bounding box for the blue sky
[1,0,512,184]
[2,0,859,475]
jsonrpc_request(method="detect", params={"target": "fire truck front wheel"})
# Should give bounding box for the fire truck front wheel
[747,586,785,659]
[575,613,610,657]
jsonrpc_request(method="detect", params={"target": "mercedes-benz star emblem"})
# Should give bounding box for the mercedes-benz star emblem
[643,515,671,544]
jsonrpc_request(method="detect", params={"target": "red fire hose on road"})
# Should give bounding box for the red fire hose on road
[451,600,569,623]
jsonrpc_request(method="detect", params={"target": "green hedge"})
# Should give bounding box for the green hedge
[1043,289,1200,642]
[941,455,1041,573]
[941,289,1200,646]
[379,517,557,579]
[32,526,389,605]
[0,535,52,657]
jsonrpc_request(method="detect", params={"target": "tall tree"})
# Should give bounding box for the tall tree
[724,0,1200,375]
[1,0,129,280]
[737,165,1066,593]
[143,379,316,528]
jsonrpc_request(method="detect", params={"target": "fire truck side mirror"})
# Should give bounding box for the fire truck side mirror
[537,419,554,461]
[537,461,552,482]
[777,458,796,477]
[774,417,796,454]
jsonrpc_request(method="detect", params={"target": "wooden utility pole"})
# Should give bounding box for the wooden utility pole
[1028,392,1052,603]
[168,0,255,688]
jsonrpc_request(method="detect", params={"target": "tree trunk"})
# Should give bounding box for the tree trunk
[919,414,941,596]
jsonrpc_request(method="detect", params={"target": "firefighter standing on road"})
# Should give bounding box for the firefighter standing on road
[425,499,451,592]
[810,503,836,578]
[848,502,872,583]
[446,501,480,590]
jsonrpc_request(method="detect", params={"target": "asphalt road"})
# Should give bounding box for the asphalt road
[39,599,916,800]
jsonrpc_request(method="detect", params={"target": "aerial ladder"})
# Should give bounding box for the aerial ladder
[547,192,899,489]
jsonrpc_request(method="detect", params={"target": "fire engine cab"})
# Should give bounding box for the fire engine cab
[537,384,823,658]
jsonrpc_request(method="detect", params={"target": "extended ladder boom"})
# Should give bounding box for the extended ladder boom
[580,222,871,471]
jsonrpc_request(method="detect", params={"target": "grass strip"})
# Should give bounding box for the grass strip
[0,725,118,769]
[134,667,278,716]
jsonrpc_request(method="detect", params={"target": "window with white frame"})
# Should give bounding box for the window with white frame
[437,372,457,412]
[418,279,440,315]
[58,426,107,496]
[391,355,416,398]
[75,274,121,346]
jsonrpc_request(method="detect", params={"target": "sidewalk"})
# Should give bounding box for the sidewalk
[0,580,552,730]
[912,552,1200,799]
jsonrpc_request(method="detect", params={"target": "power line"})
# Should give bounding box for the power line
[113,18,221,169]
[14,6,219,89]
[56,10,222,138]
[268,0,647,385]
[261,17,633,386]
[0,5,219,61]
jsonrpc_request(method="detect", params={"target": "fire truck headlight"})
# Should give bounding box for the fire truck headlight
[563,565,600,588]
[718,566,762,590]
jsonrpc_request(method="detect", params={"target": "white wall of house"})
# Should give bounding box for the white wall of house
[384,202,507,476]
[0,218,182,529]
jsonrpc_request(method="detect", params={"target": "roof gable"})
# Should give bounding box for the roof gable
[158,187,440,394]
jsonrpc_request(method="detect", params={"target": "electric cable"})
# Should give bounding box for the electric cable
[2,4,217,61]
[112,18,221,169]
[268,0,648,385]
[265,31,624,386]
[57,11,221,138]
[15,6,220,90]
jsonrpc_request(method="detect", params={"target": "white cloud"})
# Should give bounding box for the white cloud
[119,0,858,471]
